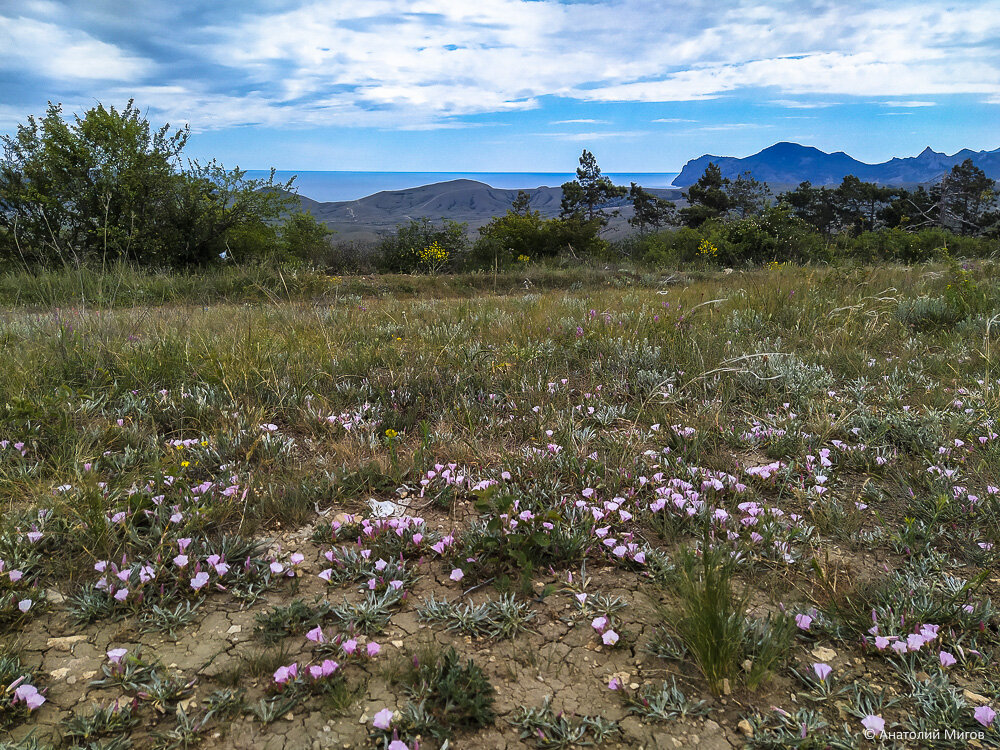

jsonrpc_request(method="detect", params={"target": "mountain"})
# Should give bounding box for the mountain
[296,179,681,240]
[673,142,1000,188]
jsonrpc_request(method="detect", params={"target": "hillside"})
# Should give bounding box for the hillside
[295,179,682,240]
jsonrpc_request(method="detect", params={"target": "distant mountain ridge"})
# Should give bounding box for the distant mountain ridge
[673,142,1000,188]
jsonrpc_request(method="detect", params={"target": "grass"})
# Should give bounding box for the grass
[1,259,1000,747]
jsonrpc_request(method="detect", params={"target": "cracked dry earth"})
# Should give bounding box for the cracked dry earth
[8,507,743,750]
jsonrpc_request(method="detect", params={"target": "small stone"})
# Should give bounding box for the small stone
[742,659,753,672]
[630,683,640,690]
[738,719,754,737]
[66,676,77,685]
[963,689,990,706]
[722,678,731,696]
[47,635,87,652]
[226,625,242,635]
[45,589,65,604]
[49,667,71,680]
[284,712,294,721]
[811,646,837,662]
[391,640,403,649]
[359,713,368,724]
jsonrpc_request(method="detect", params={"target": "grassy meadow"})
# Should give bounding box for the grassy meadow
[1,260,999,749]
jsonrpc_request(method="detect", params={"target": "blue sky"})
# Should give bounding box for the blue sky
[1,0,998,172]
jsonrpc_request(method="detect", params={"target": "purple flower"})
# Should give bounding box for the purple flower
[602,630,619,646]
[190,572,210,590]
[107,648,128,664]
[795,613,812,631]
[974,705,996,728]
[940,650,957,667]
[450,568,464,582]
[591,616,607,633]
[367,642,381,657]
[373,707,394,730]
[861,714,885,736]
[13,684,44,711]
[812,663,832,682]
[342,639,357,655]
[388,741,408,750]
[306,626,326,643]
[17,599,31,613]
[273,663,298,684]
[608,677,621,690]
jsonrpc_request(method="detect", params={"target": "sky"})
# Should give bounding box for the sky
[1,0,999,172]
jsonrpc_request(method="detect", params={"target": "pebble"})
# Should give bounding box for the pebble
[738,718,754,737]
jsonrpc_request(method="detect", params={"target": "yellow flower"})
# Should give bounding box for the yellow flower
[385,428,398,439]
[181,461,190,468]
[697,239,719,258]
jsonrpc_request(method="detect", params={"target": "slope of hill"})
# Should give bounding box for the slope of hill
[296,180,682,240]
[673,142,1000,187]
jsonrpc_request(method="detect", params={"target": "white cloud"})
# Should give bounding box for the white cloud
[882,100,937,107]
[652,118,697,123]
[533,130,650,141]
[1,1,999,130]
[0,15,150,81]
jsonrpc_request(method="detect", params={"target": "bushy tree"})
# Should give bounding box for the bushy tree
[779,181,838,235]
[680,163,730,228]
[376,218,469,272]
[560,149,626,225]
[628,182,676,232]
[0,101,294,266]
[936,159,997,236]
[726,171,772,218]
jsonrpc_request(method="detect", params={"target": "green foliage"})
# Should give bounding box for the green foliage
[628,182,676,232]
[375,218,469,273]
[385,647,496,742]
[559,149,627,226]
[680,163,730,227]
[664,534,794,694]
[278,211,334,263]
[0,101,295,267]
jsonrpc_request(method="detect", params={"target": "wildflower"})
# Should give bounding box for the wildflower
[940,651,957,667]
[114,588,129,602]
[273,663,298,684]
[17,599,32,613]
[591,616,608,633]
[813,663,832,681]
[191,572,210,590]
[367,642,381,657]
[450,568,464,582]
[105,650,127,668]
[306,626,326,643]
[13,684,45,711]
[795,613,812,631]
[269,561,284,575]
[602,630,619,646]
[608,677,621,690]
[388,741,408,750]
[861,714,885,736]
[342,639,357,655]
[974,705,996,728]
[373,707,394,730]
[173,554,189,568]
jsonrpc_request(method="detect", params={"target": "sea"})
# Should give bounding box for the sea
[245,171,680,203]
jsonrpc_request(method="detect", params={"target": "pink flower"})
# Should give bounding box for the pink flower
[940,650,957,667]
[812,663,832,681]
[372,707,394,730]
[591,616,607,633]
[173,554,189,568]
[190,572,210,590]
[114,588,129,602]
[367,642,381,657]
[795,613,812,631]
[602,630,619,646]
[107,648,127,664]
[388,741,408,750]
[306,626,326,643]
[450,568,464,582]
[861,714,885,736]
[608,677,621,690]
[13,684,44,711]
[17,599,32,613]
[342,639,357,655]
[273,663,298,684]
[269,561,284,575]
[974,705,996,728]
